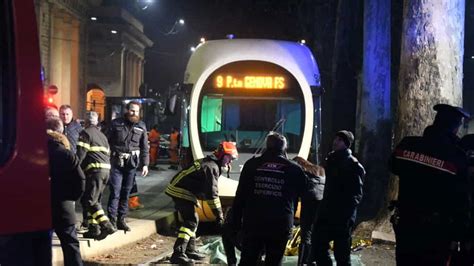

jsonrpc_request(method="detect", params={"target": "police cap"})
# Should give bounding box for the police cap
[433,104,470,119]
[433,104,470,130]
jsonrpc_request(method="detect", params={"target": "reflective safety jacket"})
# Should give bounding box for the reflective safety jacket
[77,125,111,173]
[165,157,223,219]
[107,117,149,167]
[390,125,470,240]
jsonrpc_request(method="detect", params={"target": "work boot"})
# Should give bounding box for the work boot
[117,216,131,232]
[108,216,117,230]
[96,220,117,240]
[186,237,206,260]
[170,238,193,264]
[82,224,101,239]
[76,221,89,234]
[128,196,144,211]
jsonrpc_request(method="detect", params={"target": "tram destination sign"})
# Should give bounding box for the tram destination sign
[214,75,286,90]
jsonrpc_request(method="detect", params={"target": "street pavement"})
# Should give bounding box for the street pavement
[52,165,179,265]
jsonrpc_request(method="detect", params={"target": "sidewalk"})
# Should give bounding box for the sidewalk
[52,165,178,265]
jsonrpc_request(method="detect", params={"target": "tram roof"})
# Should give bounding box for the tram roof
[184,39,321,87]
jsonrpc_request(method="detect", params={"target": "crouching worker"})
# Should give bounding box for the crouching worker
[77,112,116,240]
[165,141,238,264]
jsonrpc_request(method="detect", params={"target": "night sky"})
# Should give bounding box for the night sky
[136,0,306,94]
[122,0,474,119]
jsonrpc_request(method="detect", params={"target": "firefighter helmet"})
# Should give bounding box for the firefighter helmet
[214,141,238,160]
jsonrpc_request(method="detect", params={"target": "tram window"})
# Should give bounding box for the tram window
[199,96,303,153]
[0,1,16,165]
[201,96,222,132]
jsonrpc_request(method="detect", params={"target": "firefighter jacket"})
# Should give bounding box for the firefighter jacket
[165,156,223,220]
[390,125,470,240]
[317,148,364,229]
[47,130,85,227]
[107,117,149,167]
[76,125,111,174]
[231,151,311,236]
[64,120,82,153]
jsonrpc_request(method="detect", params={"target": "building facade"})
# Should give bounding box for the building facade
[86,6,153,119]
[35,0,152,120]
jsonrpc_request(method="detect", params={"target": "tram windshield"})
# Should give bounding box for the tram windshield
[199,95,303,153]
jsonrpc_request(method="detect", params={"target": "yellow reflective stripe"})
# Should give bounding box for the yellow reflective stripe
[84,163,111,172]
[77,142,91,150]
[165,185,197,203]
[171,166,197,186]
[92,209,105,219]
[171,160,202,186]
[89,146,110,154]
[179,226,195,237]
[97,216,109,223]
[88,219,99,224]
[178,233,190,240]
[206,198,221,209]
[167,185,196,201]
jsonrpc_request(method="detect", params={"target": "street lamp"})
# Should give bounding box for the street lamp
[162,18,185,35]
[137,0,153,10]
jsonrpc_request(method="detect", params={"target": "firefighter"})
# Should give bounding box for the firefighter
[390,104,471,265]
[77,112,116,240]
[148,124,161,168]
[231,132,311,265]
[165,141,238,264]
[107,101,149,232]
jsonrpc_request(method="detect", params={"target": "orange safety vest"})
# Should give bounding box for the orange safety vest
[148,129,160,148]
[170,131,179,150]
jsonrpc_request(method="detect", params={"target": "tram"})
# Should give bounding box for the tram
[0,0,53,264]
[181,39,322,171]
[179,39,322,218]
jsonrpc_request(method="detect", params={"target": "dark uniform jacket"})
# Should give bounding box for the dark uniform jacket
[64,120,82,154]
[107,117,149,167]
[232,151,310,235]
[47,131,86,227]
[318,149,365,228]
[76,125,111,174]
[165,157,223,217]
[390,125,470,240]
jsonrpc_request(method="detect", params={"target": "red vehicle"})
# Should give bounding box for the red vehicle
[0,1,52,264]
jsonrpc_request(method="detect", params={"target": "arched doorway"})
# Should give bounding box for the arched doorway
[86,85,105,122]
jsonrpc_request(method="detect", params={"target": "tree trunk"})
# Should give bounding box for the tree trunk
[396,0,465,140]
[356,0,391,221]
[372,0,465,234]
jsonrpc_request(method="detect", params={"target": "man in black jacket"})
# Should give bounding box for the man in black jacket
[232,133,311,265]
[59,104,82,153]
[312,130,365,266]
[46,117,85,266]
[77,112,116,240]
[165,141,238,264]
[107,101,149,231]
[390,104,470,265]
